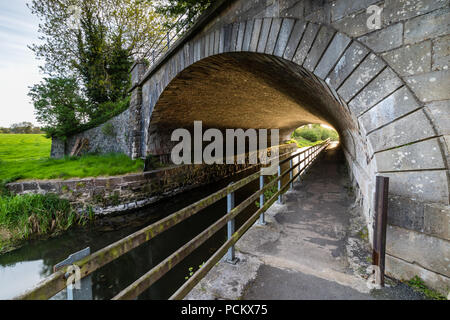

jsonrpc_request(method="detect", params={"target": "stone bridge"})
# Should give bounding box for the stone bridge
[52,0,449,291]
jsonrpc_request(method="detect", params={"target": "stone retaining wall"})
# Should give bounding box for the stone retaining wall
[11,144,297,215]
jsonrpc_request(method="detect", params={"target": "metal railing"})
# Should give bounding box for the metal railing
[15,140,330,300]
[145,9,202,68]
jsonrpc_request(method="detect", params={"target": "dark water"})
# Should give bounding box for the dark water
[0,160,297,300]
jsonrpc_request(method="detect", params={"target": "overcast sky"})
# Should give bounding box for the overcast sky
[0,0,42,127]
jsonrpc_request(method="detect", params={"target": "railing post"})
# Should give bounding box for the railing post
[277,164,282,204]
[298,153,301,182]
[258,175,266,225]
[289,159,293,189]
[167,33,171,49]
[226,183,238,264]
[372,176,389,287]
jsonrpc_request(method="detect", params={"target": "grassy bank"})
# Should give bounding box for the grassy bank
[0,134,144,182]
[1,153,144,182]
[0,192,92,253]
[0,134,144,252]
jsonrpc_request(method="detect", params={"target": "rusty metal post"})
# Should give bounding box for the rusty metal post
[226,183,238,264]
[372,176,389,287]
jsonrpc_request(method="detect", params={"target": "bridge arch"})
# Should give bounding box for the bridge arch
[132,16,449,291]
[140,17,447,210]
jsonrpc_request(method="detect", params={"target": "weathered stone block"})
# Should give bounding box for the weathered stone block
[121,174,143,183]
[424,203,450,241]
[208,31,215,55]
[314,33,351,79]
[236,21,246,51]
[386,254,450,295]
[303,26,335,72]
[383,0,448,25]
[358,23,403,53]
[425,100,450,135]
[383,170,449,204]
[38,182,58,192]
[386,224,450,277]
[204,33,210,57]
[292,22,320,65]
[7,183,23,194]
[280,0,304,18]
[265,18,282,54]
[382,41,432,76]
[404,70,450,102]
[273,18,295,57]
[359,86,420,133]
[404,8,450,45]
[242,20,254,52]
[375,138,445,172]
[214,29,220,54]
[331,8,380,38]
[304,1,331,24]
[325,41,368,89]
[219,27,226,54]
[22,182,38,191]
[230,23,239,51]
[388,195,424,232]
[432,35,450,71]
[368,110,435,152]
[194,38,202,62]
[349,68,403,116]
[257,18,272,53]
[337,53,385,102]
[331,0,380,22]
[283,19,307,60]
[249,19,263,52]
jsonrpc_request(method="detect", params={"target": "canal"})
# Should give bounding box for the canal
[0,157,297,300]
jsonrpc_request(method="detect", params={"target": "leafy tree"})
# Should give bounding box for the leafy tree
[73,5,133,108]
[292,125,339,142]
[155,0,214,30]
[28,0,167,137]
[7,122,42,134]
[28,0,166,78]
[29,78,88,138]
[10,122,32,134]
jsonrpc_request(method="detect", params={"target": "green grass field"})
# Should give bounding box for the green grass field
[0,134,144,182]
[0,134,51,161]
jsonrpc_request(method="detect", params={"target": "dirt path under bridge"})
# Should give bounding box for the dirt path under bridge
[187,144,426,300]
